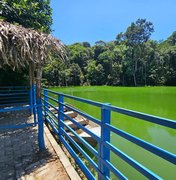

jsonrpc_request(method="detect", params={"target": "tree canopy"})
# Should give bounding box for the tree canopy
[43,18,176,87]
[0,0,52,33]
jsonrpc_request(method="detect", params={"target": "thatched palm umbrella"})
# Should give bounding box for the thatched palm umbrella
[0,20,66,150]
[0,20,65,96]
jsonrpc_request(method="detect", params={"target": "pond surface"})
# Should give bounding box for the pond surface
[50,86,176,179]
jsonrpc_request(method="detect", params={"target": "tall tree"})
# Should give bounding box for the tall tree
[123,19,154,86]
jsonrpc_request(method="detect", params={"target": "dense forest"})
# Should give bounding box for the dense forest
[43,19,176,87]
[0,1,176,86]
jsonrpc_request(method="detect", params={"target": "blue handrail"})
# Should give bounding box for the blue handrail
[42,88,176,180]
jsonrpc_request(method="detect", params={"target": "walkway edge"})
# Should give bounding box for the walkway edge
[44,124,81,180]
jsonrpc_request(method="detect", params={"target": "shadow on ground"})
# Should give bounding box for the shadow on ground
[0,110,55,180]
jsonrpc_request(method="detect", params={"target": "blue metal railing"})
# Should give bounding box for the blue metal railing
[0,86,29,108]
[42,88,176,180]
[0,86,45,151]
[0,86,37,128]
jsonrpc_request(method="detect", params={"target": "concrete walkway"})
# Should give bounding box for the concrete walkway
[0,110,80,180]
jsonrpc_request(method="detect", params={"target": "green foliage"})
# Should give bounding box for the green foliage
[124,18,154,45]
[0,0,52,33]
[167,31,176,46]
[0,66,28,86]
[67,43,94,69]
[85,60,105,85]
[1,7,175,87]
[44,17,176,87]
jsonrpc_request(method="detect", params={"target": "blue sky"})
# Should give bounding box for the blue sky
[51,0,176,45]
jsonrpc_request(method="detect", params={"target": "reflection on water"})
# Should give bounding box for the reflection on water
[148,126,176,154]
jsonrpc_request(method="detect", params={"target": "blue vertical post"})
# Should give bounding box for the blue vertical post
[37,97,45,151]
[29,86,33,115]
[33,85,37,124]
[58,94,64,140]
[44,89,48,121]
[98,103,111,179]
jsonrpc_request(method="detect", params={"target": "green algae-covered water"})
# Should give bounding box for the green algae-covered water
[50,86,176,179]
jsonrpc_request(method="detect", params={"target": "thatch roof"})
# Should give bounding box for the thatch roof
[0,21,66,69]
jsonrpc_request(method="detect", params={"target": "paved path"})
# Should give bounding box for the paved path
[0,110,70,180]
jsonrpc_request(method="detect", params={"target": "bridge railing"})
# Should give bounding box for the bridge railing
[42,88,176,180]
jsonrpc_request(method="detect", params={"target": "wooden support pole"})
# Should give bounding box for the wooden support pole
[36,64,45,151]
[29,62,37,123]
[29,62,34,115]
[29,62,35,87]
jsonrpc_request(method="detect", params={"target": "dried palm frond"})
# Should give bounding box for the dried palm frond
[0,20,66,69]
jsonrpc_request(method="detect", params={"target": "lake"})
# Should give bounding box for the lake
[50,86,176,179]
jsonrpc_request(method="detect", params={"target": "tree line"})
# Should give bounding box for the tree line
[43,19,176,86]
[0,1,175,87]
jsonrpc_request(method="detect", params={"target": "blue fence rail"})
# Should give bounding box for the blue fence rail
[0,86,29,107]
[0,85,44,151]
[42,89,176,180]
[0,86,37,128]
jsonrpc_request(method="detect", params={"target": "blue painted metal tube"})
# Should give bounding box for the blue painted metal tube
[37,98,45,151]
[46,112,57,126]
[62,128,106,180]
[60,135,96,180]
[61,111,101,143]
[58,94,64,138]
[43,99,58,112]
[0,122,37,129]
[46,112,57,129]
[0,86,27,88]
[44,90,48,120]
[101,159,128,180]
[61,128,99,171]
[45,107,58,120]
[30,86,33,115]
[0,99,28,104]
[45,111,58,126]
[0,102,29,107]
[42,89,59,95]
[42,94,58,103]
[0,105,30,113]
[105,105,176,129]
[0,99,25,103]
[0,95,28,100]
[0,92,29,96]
[44,89,176,129]
[61,93,102,107]
[0,89,28,92]
[46,117,58,134]
[42,89,175,179]
[60,120,98,157]
[33,85,37,124]
[104,141,161,179]
[105,123,176,165]
[62,103,102,126]
[98,104,111,179]
[43,89,103,107]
